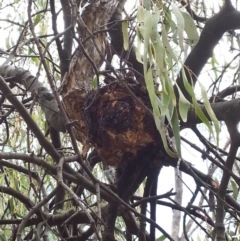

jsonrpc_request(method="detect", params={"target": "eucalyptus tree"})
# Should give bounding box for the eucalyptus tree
[0,0,240,241]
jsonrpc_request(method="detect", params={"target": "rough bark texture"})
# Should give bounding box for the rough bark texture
[62,0,117,154]
[61,0,165,166]
[84,81,159,165]
[0,65,65,132]
[2,1,240,240]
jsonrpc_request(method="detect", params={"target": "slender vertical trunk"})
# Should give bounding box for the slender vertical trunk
[171,169,183,241]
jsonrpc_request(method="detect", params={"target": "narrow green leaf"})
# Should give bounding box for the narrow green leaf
[136,26,144,63]
[170,108,181,156]
[40,21,47,35]
[145,69,177,157]
[150,6,160,44]
[122,20,129,50]
[138,5,178,158]
[143,10,153,75]
[153,39,167,92]
[165,76,176,106]
[199,81,220,146]
[162,27,178,62]
[181,68,195,99]
[5,36,11,49]
[9,198,14,213]
[194,101,213,134]
[156,235,167,241]
[181,11,199,44]
[182,68,214,135]
[155,114,178,157]
[230,180,238,200]
[31,57,40,66]
[161,80,175,117]
[171,3,184,50]
[176,85,191,122]
[14,177,19,192]
[34,14,42,26]
[163,4,172,33]
[145,67,160,117]
[92,76,98,89]
[14,212,24,218]
[161,91,171,116]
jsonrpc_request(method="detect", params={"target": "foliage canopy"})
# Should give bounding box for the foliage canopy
[1,0,240,241]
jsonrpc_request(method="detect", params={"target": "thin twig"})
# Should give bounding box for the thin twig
[57,157,101,241]
[16,186,60,241]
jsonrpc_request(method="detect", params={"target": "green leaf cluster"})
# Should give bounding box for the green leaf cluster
[136,3,219,157]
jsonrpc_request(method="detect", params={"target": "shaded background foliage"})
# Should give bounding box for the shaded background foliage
[0,0,240,241]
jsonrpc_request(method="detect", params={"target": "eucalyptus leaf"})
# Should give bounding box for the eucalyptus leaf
[156,235,167,241]
[181,11,199,44]
[171,3,184,50]
[170,108,181,156]
[176,85,191,122]
[122,20,129,50]
[199,81,220,146]
[230,180,238,200]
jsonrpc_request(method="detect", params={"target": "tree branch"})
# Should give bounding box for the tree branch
[0,75,60,161]
[177,3,240,100]
[0,65,65,132]
[16,186,60,241]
